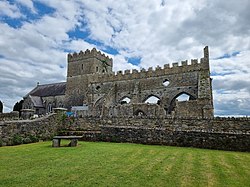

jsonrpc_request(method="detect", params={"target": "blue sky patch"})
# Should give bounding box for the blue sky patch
[0,1,56,28]
[211,71,235,76]
[0,17,22,28]
[67,27,89,39]
[33,1,55,16]
[67,26,119,55]
[215,51,240,59]
[126,57,141,65]
[20,1,55,22]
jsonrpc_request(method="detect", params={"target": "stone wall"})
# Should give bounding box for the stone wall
[66,116,250,152]
[99,117,250,151]
[1,113,249,152]
[65,47,213,118]
[100,127,249,151]
[0,112,19,121]
[0,114,63,146]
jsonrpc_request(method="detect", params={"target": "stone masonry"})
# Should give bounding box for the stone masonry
[65,46,213,118]
[0,114,63,146]
[8,46,248,152]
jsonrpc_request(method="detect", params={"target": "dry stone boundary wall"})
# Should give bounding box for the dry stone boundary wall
[67,116,250,152]
[96,117,250,151]
[0,114,249,152]
[0,112,19,121]
[0,114,63,146]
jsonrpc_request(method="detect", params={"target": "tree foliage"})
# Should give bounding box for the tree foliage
[13,100,24,117]
[0,100,3,113]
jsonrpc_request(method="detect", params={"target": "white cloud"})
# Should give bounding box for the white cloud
[17,0,37,14]
[112,54,139,72]
[0,1,23,18]
[0,0,249,115]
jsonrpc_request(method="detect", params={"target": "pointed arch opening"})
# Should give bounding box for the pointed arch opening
[93,97,104,108]
[93,97,104,117]
[120,97,131,105]
[167,92,196,114]
[176,93,190,101]
[144,95,161,105]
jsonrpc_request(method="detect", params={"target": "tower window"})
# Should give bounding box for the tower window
[96,85,101,90]
[96,67,98,72]
[82,64,83,70]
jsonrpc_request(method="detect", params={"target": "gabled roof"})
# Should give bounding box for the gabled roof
[25,82,66,98]
[29,95,43,107]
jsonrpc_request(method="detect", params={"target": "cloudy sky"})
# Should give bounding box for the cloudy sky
[0,0,249,116]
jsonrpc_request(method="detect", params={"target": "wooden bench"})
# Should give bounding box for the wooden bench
[52,136,83,147]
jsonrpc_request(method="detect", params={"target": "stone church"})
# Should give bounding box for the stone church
[22,46,214,118]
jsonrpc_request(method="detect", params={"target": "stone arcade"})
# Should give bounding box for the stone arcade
[23,46,214,118]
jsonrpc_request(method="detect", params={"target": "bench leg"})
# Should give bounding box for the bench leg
[69,139,78,147]
[52,139,61,147]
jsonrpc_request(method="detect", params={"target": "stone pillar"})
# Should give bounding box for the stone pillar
[69,139,78,147]
[52,139,61,147]
[203,105,214,118]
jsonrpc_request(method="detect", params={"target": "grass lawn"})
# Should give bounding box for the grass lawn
[0,141,249,187]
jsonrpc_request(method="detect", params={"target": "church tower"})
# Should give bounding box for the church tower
[65,48,113,108]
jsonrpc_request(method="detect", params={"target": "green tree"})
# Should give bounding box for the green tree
[13,100,24,117]
[0,100,3,113]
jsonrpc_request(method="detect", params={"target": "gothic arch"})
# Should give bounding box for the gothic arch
[118,93,133,103]
[143,94,161,104]
[167,91,196,114]
[93,97,104,108]
[119,96,131,104]
[93,97,104,117]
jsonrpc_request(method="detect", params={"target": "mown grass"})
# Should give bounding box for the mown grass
[0,141,249,187]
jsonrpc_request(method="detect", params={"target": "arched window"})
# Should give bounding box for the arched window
[120,97,131,105]
[175,93,190,101]
[167,92,196,114]
[47,103,52,113]
[58,102,63,108]
[144,95,160,104]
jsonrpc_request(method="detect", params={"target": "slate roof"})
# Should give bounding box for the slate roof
[29,95,43,107]
[25,82,66,97]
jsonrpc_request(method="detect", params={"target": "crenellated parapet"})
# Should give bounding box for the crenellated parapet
[68,48,113,67]
[87,56,209,83]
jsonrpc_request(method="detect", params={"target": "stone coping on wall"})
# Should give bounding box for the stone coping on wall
[79,116,250,121]
[0,113,57,124]
[99,125,250,135]
[0,111,19,121]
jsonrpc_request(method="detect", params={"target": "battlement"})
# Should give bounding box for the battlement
[68,48,113,66]
[69,46,210,84]
[78,56,208,85]
[106,46,209,81]
[115,57,205,79]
